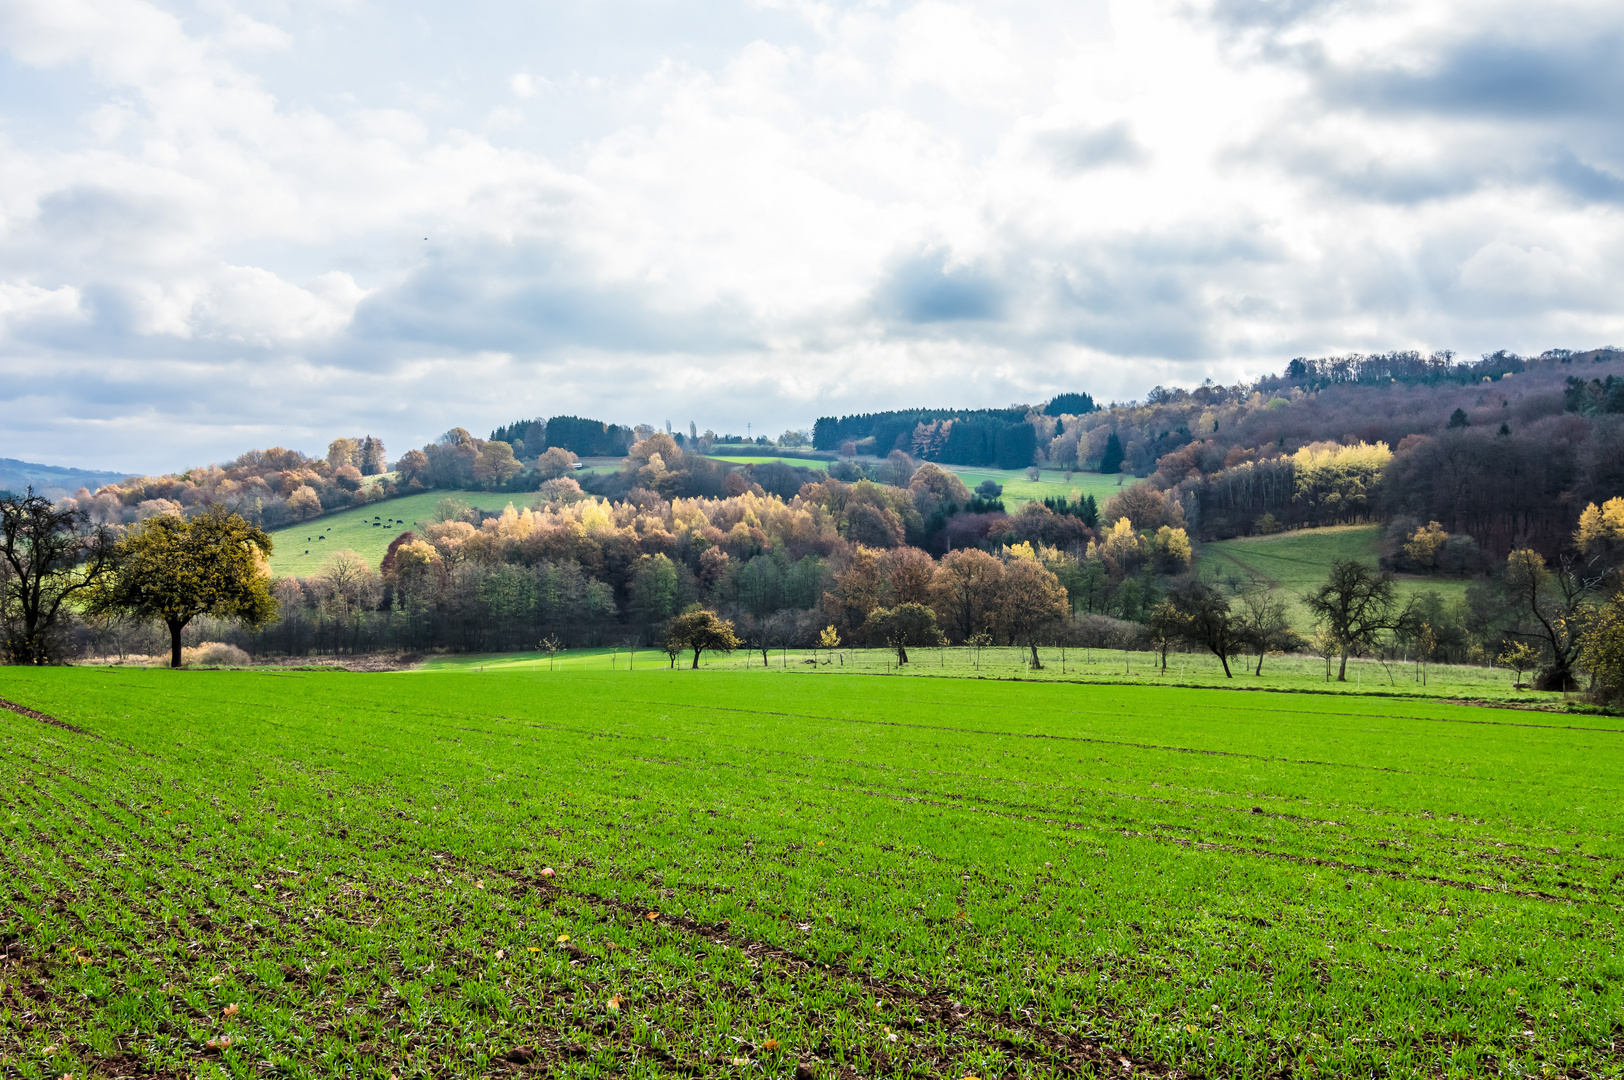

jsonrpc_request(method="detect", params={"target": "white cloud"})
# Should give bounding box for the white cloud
[0,280,84,336]
[1,0,1623,471]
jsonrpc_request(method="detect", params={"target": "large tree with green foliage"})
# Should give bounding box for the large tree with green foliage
[87,510,278,668]
[664,608,740,669]
[0,488,117,664]
[861,602,946,664]
[1577,589,1624,705]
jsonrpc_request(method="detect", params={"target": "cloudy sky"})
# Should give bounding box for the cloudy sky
[2,0,1622,473]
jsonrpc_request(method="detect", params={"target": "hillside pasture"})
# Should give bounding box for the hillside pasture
[1203,525,1473,629]
[939,466,1127,510]
[698,455,831,469]
[267,491,541,578]
[1,667,1616,1079]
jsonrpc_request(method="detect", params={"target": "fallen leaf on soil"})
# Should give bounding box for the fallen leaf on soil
[222,1003,239,1017]
[607,995,622,1012]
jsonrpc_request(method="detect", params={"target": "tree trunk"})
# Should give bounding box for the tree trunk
[168,619,187,668]
[896,642,909,665]
[690,647,701,669]
[1534,664,1578,692]
[1219,651,1232,678]
[1029,642,1042,669]
[1337,649,1350,681]
[1255,650,1265,676]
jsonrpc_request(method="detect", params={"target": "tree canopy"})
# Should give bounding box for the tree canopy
[664,608,741,669]
[87,510,278,668]
[861,602,946,664]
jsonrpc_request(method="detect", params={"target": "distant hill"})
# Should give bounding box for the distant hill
[0,458,139,500]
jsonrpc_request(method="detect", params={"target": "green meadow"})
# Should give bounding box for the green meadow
[939,467,1128,510]
[2,666,1618,1078]
[267,492,538,578]
[698,455,833,469]
[419,644,1548,704]
[1203,526,1473,629]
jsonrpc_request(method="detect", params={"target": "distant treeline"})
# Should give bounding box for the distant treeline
[1262,347,1624,391]
[488,415,638,458]
[810,392,1095,467]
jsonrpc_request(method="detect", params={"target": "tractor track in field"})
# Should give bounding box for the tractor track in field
[0,696,93,735]
[489,863,1193,1079]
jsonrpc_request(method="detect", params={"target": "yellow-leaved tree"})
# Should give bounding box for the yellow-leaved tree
[1291,441,1391,524]
[87,509,278,669]
[1575,497,1624,562]
[1403,521,1449,569]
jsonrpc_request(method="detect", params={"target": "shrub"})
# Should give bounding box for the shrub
[182,642,252,667]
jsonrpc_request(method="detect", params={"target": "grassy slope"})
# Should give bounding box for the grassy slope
[1,668,1617,1078]
[698,455,831,468]
[1203,525,1472,629]
[939,466,1128,510]
[266,490,536,578]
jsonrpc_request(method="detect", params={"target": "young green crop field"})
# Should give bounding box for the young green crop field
[267,492,546,579]
[2,667,1619,1078]
[1203,527,1472,630]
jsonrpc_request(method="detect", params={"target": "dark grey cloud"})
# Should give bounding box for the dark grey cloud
[879,252,1006,323]
[1040,231,1286,359]
[1040,121,1147,172]
[1206,0,1352,34]
[1546,152,1624,203]
[338,241,762,358]
[1320,33,1624,121]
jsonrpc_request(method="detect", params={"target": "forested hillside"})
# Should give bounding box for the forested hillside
[33,345,1624,694]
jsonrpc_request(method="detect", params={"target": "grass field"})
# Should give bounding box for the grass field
[937,467,1128,510]
[267,492,541,578]
[698,455,832,470]
[1202,527,1473,630]
[3,667,1618,1078]
[418,644,1547,703]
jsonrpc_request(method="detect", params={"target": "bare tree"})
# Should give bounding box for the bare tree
[1165,581,1247,678]
[1235,587,1299,675]
[1501,549,1604,691]
[0,489,117,664]
[1302,560,1419,681]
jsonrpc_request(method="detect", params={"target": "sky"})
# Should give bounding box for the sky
[2,0,1622,474]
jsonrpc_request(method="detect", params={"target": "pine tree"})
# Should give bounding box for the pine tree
[1099,431,1124,474]
[360,436,389,476]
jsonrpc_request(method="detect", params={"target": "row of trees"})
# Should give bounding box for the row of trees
[1,491,275,666]
[58,438,396,532]
[10,482,1624,704]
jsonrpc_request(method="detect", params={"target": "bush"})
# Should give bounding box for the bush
[183,642,252,667]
